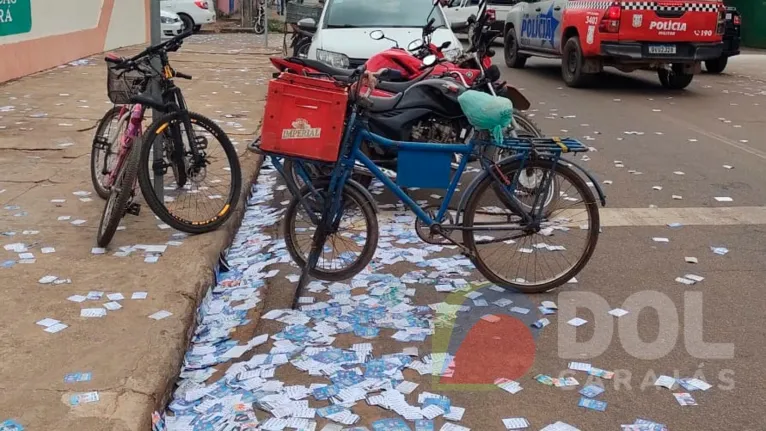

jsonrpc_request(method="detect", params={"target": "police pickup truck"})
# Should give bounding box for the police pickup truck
[502,0,727,89]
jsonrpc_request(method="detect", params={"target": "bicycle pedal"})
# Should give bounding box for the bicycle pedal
[126,203,141,216]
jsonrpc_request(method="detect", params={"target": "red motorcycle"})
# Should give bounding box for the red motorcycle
[269,3,530,111]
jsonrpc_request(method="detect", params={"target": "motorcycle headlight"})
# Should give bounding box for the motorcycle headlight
[316,49,350,68]
[442,47,461,62]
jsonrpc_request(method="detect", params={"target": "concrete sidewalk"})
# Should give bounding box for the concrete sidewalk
[0,34,277,430]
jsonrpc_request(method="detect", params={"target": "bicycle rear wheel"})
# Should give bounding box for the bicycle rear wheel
[138,111,242,234]
[284,181,379,281]
[91,106,128,199]
[96,138,142,247]
[462,158,600,293]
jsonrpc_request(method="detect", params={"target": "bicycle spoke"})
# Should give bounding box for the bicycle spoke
[463,160,599,292]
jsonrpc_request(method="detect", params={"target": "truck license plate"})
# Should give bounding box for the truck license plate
[649,45,677,55]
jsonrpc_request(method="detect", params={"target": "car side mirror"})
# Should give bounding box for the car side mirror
[467,14,477,24]
[297,18,316,31]
[370,30,385,41]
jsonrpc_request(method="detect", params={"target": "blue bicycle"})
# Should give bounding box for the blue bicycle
[257,71,605,295]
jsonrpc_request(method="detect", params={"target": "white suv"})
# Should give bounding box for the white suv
[160,0,216,32]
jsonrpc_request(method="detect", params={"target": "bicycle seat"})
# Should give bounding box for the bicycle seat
[367,93,403,112]
[376,73,429,94]
[287,57,354,77]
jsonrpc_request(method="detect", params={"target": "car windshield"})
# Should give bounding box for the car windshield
[323,0,446,28]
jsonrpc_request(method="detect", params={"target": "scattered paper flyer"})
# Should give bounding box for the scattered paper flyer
[579,385,605,398]
[578,397,607,411]
[673,392,697,406]
[654,375,676,389]
[568,362,592,372]
[502,418,529,430]
[81,308,107,318]
[608,308,629,317]
[567,317,588,327]
[149,310,173,320]
[69,391,100,406]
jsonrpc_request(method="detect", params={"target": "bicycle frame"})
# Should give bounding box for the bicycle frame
[287,109,558,237]
[105,104,144,188]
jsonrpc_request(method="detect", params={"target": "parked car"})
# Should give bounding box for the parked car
[705,6,741,74]
[160,0,216,33]
[302,0,462,69]
[161,10,185,39]
[503,0,726,89]
[443,0,516,37]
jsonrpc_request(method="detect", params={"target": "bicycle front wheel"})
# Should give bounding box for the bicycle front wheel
[97,138,142,248]
[91,106,129,199]
[462,158,600,293]
[138,111,242,234]
[284,181,379,281]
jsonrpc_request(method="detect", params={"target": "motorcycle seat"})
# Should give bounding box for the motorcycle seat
[376,72,429,94]
[367,93,403,112]
[286,57,354,77]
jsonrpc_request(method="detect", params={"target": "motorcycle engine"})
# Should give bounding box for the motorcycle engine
[410,118,460,143]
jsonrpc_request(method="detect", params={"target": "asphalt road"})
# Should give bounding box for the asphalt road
[257,53,766,430]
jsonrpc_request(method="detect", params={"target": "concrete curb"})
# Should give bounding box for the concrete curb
[151,151,265,418]
[198,28,285,34]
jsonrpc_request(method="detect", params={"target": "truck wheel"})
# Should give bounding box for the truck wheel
[658,64,694,90]
[504,28,527,69]
[705,57,728,74]
[561,36,591,88]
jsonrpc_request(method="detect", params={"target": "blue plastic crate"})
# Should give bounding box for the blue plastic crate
[396,149,453,189]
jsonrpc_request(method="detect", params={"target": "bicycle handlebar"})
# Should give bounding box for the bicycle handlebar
[129,30,193,62]
[104,30,193,69]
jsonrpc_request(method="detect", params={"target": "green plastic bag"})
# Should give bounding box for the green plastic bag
[457,90,513,143]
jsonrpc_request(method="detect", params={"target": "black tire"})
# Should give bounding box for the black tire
[138,111,242,234]
[561,36,592,88]
[179,14,194,32]
[512,111,543,138]
[97,138,142,248]
[485,111,544,163]
[284,181,379,281]
[91,106,127,200]
[504,27,527,69]
[705,57,728,74]
[294,39,311,57]
[462,158,600,293]
[658,64,694,90]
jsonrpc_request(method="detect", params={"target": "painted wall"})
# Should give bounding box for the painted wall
[0,0,150,83]
[217,0,240,14]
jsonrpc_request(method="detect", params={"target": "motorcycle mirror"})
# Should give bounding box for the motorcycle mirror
[369,30,385,41]
[297,17,316,31]
[439,41,452,51]
[422,54,438,67]
[408,39,425,52]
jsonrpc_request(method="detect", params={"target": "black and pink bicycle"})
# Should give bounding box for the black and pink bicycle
[92,31,242,247]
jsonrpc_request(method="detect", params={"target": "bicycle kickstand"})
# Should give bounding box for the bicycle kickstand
[291,227,327,310]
